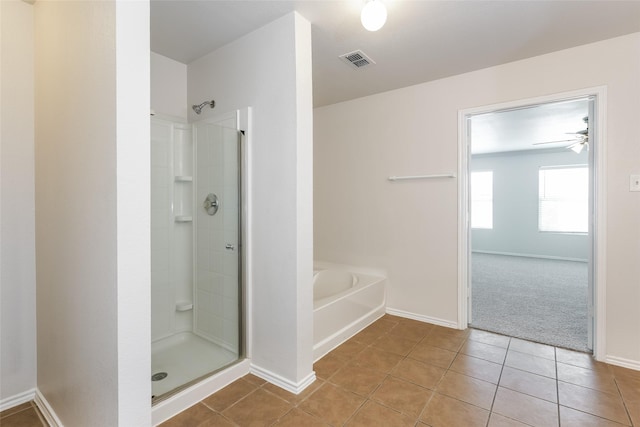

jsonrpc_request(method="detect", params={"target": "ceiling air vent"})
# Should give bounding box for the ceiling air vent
[339,50,376,69]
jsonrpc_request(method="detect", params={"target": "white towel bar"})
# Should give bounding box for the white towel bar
[388,173,456,181]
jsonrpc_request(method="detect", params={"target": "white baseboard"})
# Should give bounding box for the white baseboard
[472,250,588,263]
[249,365,316,395]
[34,389,64,427]
[386,307,459,329]
[0,388,36,412]
[605,355,640,372]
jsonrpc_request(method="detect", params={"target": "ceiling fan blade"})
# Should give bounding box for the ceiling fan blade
[566,129,588,136]
[533,139,579,145]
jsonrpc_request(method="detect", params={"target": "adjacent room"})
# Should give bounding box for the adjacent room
[468,98,592,352]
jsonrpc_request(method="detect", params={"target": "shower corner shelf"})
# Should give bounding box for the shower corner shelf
[174,215,193,223]
[175,301,193,312]
[174,175,193,182]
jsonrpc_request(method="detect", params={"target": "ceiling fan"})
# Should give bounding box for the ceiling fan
[533,116,589,153]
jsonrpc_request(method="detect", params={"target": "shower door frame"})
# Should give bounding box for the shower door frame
[192,109,248,362]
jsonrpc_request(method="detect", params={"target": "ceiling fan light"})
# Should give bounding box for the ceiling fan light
[569,142,585,154]
[361,0,387,31]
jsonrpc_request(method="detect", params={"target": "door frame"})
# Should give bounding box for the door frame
[457,87,607,360]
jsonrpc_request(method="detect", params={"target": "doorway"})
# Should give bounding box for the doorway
[458,89,606,358]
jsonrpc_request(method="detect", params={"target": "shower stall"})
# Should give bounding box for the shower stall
[150,110,244,402]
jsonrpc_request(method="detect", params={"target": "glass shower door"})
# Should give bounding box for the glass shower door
[150,116,242,402]
[193,119,243,360]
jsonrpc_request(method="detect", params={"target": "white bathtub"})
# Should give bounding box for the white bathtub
[313,265,386,360]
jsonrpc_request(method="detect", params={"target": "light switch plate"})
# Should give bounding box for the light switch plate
[630,174,640,192]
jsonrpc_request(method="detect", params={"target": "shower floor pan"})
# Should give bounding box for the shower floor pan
[151,332,237,399]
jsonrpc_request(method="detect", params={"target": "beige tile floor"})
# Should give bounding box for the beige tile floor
[160,315,640,427]
[0,401,46,427]
[2,314,638,426]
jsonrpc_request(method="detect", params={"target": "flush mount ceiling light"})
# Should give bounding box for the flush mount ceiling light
[361,0,387,31]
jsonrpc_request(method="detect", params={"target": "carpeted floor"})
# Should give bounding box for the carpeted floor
[470,253,590,352]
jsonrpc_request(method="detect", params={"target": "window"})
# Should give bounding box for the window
[471,171,493,229]
[539,166,588,233]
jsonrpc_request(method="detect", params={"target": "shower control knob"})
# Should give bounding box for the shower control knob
[225,244,235,251]
[203,193,219,216]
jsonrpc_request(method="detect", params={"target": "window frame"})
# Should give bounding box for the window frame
[538,164,589,235]
[470,170,494,230]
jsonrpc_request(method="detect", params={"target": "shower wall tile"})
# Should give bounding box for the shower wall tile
[196,242,210,273]
[152,286,172,340]
[151,141,169,166]
[212,273,225,295]
[196,310,212,336]
[196,289,211,311]
[223,276,237,298]
[151,195,170,215]
[151,217,166,231]
[151,232,170,260]
[223,296,237,320]
[173,127,192,175]
[208,166,223,190]
[223,188,238,231]
[196,230,208,253]
[210,227,224,252]
[224,160,237,186]
[151,167,171,189]
[211,314,224,338]
[223,318,239,352]
[196,272,210,293]
[210,250,224,274]
[223,253,238,278]
[211,131,224,163]
[151,267,169,283]
[197,138,211,164]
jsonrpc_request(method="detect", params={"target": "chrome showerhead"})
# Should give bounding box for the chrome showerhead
[192,100,215,115]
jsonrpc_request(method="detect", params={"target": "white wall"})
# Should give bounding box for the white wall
[35,1,150,425]
[115,1,150,424]
[188,12,314,388]
[315,33,640,365]
[151,52,187,120]
[0,0,37,409]
[472,149,589,260]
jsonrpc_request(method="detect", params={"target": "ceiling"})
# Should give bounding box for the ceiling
[470,98,589,155]
[151,1,640,108]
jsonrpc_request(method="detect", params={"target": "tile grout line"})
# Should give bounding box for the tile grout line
[612,373,635,427]
[555,346,562,427]
[411,325,449,426]
[484,335,510,427]
[406,324,442,425]
[340,325,392,427]
[345,319,431,425]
